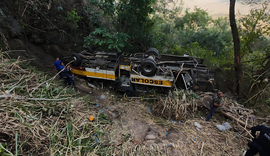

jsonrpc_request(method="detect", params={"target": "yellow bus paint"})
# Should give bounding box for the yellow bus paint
[72,69,87,76]
[72,69,115,80]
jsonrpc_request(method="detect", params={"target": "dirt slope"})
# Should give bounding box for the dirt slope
[80,89,249,156]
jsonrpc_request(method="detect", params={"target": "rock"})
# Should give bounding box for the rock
[201,96,212,109]
[76,85,92,93]
[200,95,222,112]
[134,139,141,145]
[146,130,156,135]
[132,120,149,141]
[145,134,156,140]
[109,111,119,119]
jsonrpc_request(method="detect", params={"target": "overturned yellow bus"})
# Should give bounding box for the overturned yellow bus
[63,48,215,93]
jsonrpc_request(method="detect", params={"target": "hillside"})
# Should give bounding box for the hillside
[1,51,269,155]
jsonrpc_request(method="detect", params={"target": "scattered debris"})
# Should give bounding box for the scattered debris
[26,115,38,120]
[89,116,94,121]
[194,122,202,129]
[216,125,226,131]
[178,121,183,125]
[101,94,106,99]
[194,122,202,131]
[222,122,232,130]
[198,92,270,129]
[88,83,99,90]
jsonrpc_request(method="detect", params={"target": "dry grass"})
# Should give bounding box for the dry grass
[152,89,200,121]
[0,51,111,155]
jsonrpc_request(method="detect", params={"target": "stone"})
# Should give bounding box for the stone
[145,134,156,140]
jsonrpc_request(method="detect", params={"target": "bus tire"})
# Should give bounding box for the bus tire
[146,48,160,59]
[141,59,156,76]
[72,53,82,67]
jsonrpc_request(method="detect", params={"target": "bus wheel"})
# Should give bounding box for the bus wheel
[141,58,156,76]
[146,48,160,59]
[72,53,82,67]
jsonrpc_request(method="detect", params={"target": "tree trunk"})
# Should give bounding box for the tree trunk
[229,0,242,97]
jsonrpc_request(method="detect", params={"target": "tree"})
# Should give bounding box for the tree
[175,7,211,30]
[238,2,270,105]
[240,2,270,55]
[87,0,157,52]
[149,0,184,52]
[174,8,232,55]
[229,0,242,97]
[182,28,232,55]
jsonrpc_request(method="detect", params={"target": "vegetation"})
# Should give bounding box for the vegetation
[1,1,270,155]
[0,0,268,110]
[0,0,269,135]
[84,27,130,52]
[0,52,113,155]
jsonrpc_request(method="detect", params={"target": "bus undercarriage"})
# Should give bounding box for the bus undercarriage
[63,48,216,93]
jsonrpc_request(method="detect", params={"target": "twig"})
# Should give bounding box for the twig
[21,4,28,17]
[50,109,64,135]
[244,91,261,104]
[253,82,270,106]
[245,114,248,129]
[172,63,184,87]
[237,123,254,140]
[7,75,26,94]
[200,142,204,156]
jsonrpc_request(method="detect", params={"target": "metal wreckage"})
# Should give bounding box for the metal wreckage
[63,48,216,93]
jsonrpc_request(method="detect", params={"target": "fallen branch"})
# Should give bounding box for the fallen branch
[221,111,252,129]
[236,123,254,140]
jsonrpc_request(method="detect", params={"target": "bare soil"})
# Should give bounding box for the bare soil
[75,88,250,156]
